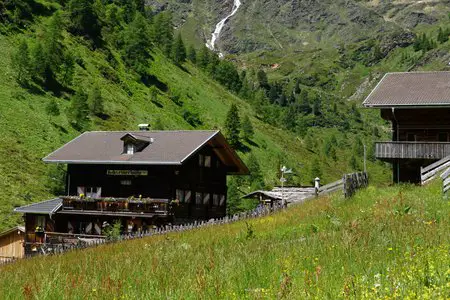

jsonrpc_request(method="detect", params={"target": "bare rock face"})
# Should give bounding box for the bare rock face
[146,0,446,57]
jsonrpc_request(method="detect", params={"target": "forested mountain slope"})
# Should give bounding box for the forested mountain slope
[4,0,450,230]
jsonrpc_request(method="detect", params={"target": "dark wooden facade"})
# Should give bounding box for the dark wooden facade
[65,145,228,220]
[16,130,248,255]
[377,108,450,182]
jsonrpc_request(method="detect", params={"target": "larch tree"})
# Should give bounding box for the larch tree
[241,115,255,142]
[171,33,186,65]
[224,104,241,148]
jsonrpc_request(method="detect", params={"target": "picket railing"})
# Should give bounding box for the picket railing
[420,155,450,185]
[317,172,368,198]
[23,204,287,259]
[440,167,450,198]
[0,256,17,265]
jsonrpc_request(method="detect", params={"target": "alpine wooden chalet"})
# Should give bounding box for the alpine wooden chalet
[364,71,450,183]
[14,129,248,250]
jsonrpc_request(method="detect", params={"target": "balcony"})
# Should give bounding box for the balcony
[375,142,450,160]
[60,196,172,217]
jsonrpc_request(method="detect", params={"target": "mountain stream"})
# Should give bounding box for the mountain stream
[205,0,241,58]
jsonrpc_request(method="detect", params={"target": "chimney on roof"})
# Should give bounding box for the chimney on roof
[138,124,150,131]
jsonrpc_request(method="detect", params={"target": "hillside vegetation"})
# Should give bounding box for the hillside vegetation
[1,181,448,298]
[0,0,394,230]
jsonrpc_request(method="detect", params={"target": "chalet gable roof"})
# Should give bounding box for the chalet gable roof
[363,72,450,108]
[43,130,249,175]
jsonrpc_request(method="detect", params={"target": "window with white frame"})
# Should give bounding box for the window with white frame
[88,187,101,198]
[195,192,202,205]
[127,144,136,154]
[185,190,192,203]
[203,193,210,205]
[219,194,226,206]
[213,194,220,206]
[176,189,185,202]
[198,154,204,167]
[204,156,211,168]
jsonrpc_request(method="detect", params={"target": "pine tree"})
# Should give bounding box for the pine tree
[257,69,269,90]
[294,78,301,95]
[67,0,102,45]
[151,12,173,55]
[122,13,151,74]
[45,99,60,116]
[373,44,383,61]
[89,84,104,116]
[241,115,254,141]
[69,89,90,131]
[224,104,241,148]
[12,39,31,86]
[197,46,210,68]
[187,45,197,63]
[437,27,449,44]
[171,33,186,65]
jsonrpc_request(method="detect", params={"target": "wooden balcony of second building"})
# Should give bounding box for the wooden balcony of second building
[59,196,172,217]
[375,141,450,160]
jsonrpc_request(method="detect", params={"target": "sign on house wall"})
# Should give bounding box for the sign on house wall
[106,170,148,176]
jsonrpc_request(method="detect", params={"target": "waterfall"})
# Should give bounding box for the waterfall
[206,0,241,58]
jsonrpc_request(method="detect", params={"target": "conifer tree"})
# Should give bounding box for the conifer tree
[151,12,173,56]
[437,27,449,44]
[89,84,104,116]
[187,45,197,63]
[123,13,151,74]
[241,115,254,141]
[67,0,102,45]
[171,33,186,65]
[13,39,31,86]
[69,89,90,131]
[224,104,241,148]
[46,99,60,116]
[257,69,269,90]
[197,46,210,68]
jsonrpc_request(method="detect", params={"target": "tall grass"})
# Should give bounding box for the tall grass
[1,181,448,299]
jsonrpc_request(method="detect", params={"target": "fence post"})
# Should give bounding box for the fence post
[314,177,320,197]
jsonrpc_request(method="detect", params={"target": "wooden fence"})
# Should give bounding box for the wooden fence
[317,172,368,198]
[420,155,450,185]
[0,256,17,265]
[14,174,368,262]
[23,204,287,258]
[440,167,450,199]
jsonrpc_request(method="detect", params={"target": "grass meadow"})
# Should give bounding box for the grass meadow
[0,181,449,299]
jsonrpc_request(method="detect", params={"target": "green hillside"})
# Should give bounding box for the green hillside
[0,1,396,230]
[1,181,448,298]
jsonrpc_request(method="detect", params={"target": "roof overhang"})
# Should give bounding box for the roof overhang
[13,198,63,215]
[0,226,25,237]
[364,104,450,109]
[43,160,182,165]
[363,72,450,108]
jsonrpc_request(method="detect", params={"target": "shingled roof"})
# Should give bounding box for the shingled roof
[14,198,62,215]
[363,72,450,108]
[43,130,248,175]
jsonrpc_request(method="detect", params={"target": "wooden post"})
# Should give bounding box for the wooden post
[314,177,320,196]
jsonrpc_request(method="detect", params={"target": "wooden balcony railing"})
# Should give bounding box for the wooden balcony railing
[61,196,171,215]
[375,142,450,160]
